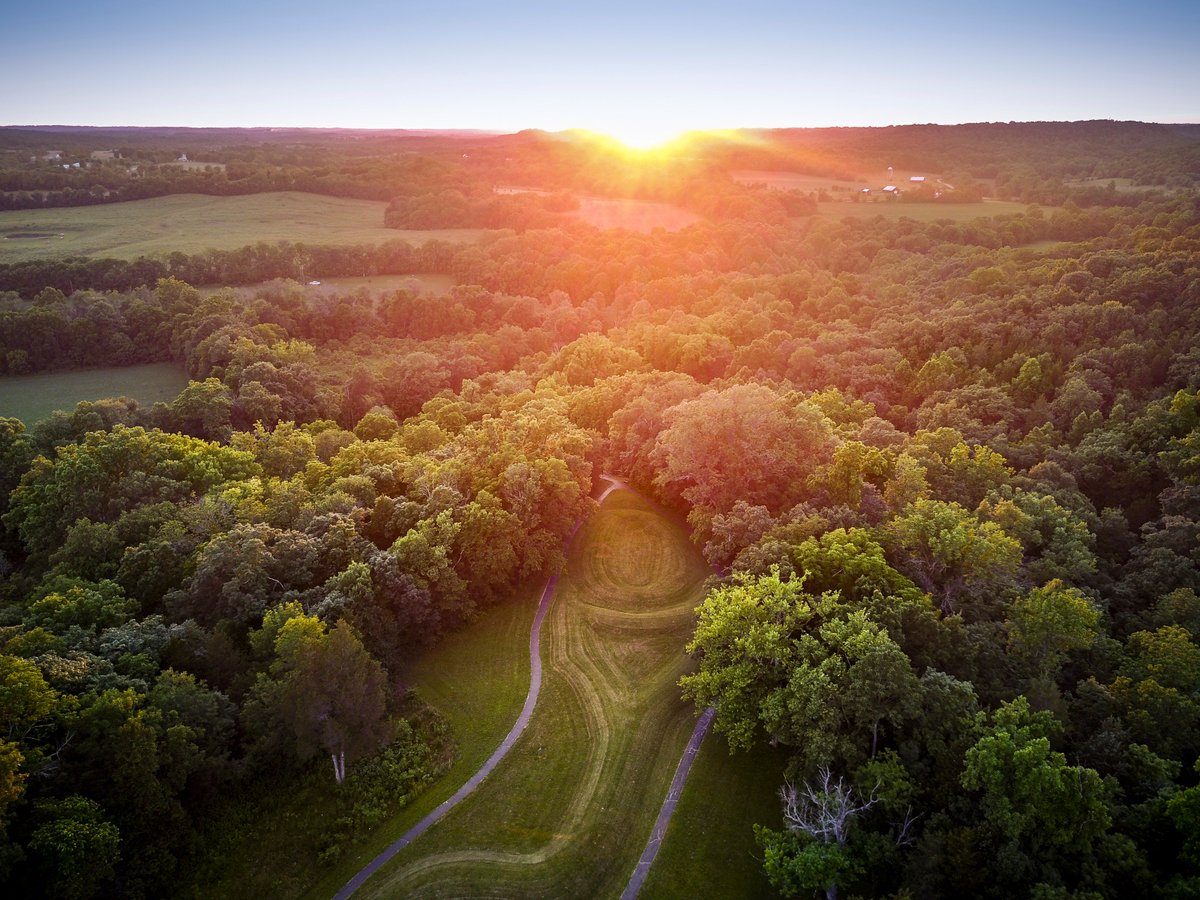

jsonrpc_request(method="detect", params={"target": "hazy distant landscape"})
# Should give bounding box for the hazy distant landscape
[1,0,1199,898]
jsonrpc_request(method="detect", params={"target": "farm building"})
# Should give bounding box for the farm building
[910,176,926,183]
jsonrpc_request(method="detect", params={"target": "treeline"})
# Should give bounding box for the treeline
[716,120,1200,194]
[0,237,461,301]
[0,152,477,211]
[0,171,1198,896]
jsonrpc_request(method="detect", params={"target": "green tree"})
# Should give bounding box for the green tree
[885,499,1022,616]
[1006,580,1100,676]
[961,697,1111,890]
[27,796,121,899]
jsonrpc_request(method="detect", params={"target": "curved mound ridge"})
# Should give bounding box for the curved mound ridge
[355,487,710,899]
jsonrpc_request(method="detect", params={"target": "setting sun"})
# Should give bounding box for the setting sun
[597,124,688,151]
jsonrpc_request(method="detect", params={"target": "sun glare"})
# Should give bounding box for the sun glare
[601,124,688,152]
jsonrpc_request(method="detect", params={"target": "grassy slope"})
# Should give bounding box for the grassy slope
[641,734,787,900]
[0,362,189,423]
[190,585,540,900]
[352,489,711,899]
[0,192,483,262]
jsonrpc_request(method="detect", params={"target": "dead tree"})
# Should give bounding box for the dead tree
[779,767,879,900]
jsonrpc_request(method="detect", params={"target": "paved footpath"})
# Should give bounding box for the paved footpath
[332,477,624,899]
[619,707,716,900]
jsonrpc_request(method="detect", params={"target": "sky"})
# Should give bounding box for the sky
[2,0,1197,139]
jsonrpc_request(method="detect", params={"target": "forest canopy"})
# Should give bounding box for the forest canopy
[0,121,1198,898]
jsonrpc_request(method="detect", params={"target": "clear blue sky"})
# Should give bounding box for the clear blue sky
[2,0,1196,134]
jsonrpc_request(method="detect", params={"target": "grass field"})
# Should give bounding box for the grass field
[345,489,710,898]
[495,186,698,232]
[733,169,869,193]
[200,273,457,298]
[572,197,700,232]
[642,734,786,899]
[1063,176,1163,193]
[0,362,189,423]
[817,198,1028,222]
[0,192,484,263]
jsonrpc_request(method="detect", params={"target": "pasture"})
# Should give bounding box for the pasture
[0,362,188,423]
[733,169,869,193]
[1064,176,1163,193]
[573,196,700,232]
[199,273,456,298]
[345,489,713,898]
[495,186,698,232]
[817,198,1029,222]
[0,192,484,263]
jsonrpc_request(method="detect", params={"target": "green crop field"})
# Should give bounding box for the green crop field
[817,198,1028,222]
[342,488,712,898]
[0,192,484,263]
[0,362,189,423]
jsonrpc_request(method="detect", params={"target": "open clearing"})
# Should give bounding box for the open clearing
[496,186,698,232]
[0,362,188,423]
[572,197,699,232]
[817,198,1028,222]
[346,489,712,898]
[1064,176,1165,193]
[199,273,456,298]
[0,192,484,263]
[733,169,869,193]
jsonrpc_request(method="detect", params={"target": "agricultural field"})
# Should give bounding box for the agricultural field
[163,160,227,171]
[495,187,698,232]
[816,198,1028,222]
[199,273,457,298]
[0,192,484,263]
[344,488,713,898]
[733,169,870,193]
[572,196,700,232]
[0,362,188,423]
[1063,176,1164,193]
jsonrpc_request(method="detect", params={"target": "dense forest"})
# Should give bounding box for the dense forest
[0,122,1198,898]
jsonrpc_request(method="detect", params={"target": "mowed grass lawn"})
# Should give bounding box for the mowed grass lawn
[0,192,484,263]
[351,489,711,899]
[642,734,786,899]
[0,362,189,423]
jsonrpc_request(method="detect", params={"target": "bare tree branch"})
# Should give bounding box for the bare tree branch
[780,766,879,847]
